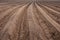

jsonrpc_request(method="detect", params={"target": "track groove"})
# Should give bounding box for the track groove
[0,2,60,40]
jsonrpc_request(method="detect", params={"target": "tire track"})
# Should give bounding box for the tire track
[36,3,60,40]
[0,4,26,12]
[0,4,25,18]
[43,4,60,12]
[37,3,60,24]
[27,3,49,40]
[0,6,21,31]
[33,3,54,40]
[35,2,60,33]
[41,4,60,14]
[0,2,60,40]
[0,3,30,40]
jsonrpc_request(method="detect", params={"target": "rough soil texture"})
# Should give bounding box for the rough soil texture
[0,2,60,40]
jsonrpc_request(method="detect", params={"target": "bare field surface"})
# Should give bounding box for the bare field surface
[0,2,60,40]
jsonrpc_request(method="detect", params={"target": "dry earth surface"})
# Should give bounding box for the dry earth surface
[0,1,60,40]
